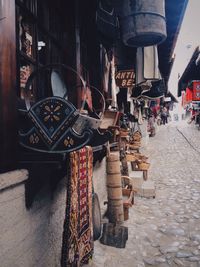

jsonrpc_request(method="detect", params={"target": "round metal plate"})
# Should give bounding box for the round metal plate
[51,70,68,99]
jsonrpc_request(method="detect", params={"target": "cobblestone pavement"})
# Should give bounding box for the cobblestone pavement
[86,121,200,267]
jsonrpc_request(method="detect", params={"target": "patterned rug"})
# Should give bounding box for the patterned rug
[61,146,94,267]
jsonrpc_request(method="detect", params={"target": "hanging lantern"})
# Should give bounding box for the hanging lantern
[119,0,167,47]
[144,99,149,109]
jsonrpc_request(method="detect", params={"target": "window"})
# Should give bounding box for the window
[16,0,64,101]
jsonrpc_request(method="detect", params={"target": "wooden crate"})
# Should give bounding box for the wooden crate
[100,110,120,130]
[137,180,156,198]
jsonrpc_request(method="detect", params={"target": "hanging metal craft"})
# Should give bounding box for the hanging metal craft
[18,64,104,153]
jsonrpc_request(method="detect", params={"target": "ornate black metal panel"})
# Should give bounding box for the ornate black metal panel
[19,97,93,153]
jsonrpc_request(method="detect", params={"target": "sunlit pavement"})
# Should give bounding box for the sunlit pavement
[84,120,200,267]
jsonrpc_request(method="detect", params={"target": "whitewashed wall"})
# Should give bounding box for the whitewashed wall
[0,159,108,267]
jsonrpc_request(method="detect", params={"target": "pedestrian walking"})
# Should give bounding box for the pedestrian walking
[161,106,168,125]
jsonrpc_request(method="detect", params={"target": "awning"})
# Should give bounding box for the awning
[178,46,200,96]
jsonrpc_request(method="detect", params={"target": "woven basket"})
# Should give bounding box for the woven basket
[133,131,142,137]
[133,134,142,139]
[138,162,150,170]
[123,188,134,221]
[132,135,142,141]
[129,142,141,148]
[135,156,146,162]
[129,144,140,150]
[121,176,132,189]
[134,153,148,161]
[123,188,134,206]
[133,141,141,145]
[139,156,148,162]
[120,129,129,137]
[133,137,141,142]
[126,153,137,162]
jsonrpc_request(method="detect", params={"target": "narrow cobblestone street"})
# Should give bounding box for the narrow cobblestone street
[87,121,200,267]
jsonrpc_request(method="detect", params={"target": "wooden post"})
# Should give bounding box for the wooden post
[0,0,17,172]
[75,0,82,109]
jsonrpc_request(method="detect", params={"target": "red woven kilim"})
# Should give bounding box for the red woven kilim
[61,146,93,267]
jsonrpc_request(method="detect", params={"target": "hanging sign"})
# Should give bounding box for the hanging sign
[115,69,135,88]
[192,80,200,101]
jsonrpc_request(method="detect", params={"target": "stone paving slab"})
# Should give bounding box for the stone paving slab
[85,121,200,267]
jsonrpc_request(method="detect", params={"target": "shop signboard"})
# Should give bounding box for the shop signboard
[185,87,193,103]
[115,69,135,88]
[192,80,200,101]
[164,97,171,102]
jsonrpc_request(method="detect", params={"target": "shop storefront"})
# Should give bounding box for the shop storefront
[0,0,188,266]
[178,46,200,123]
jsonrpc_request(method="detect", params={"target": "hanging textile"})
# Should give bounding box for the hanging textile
[135,47,144,85]
[61,146,94,267]
[138,106,143,125]
[181,91,186,107]
[127,87,134,114]
[136,46,161,86]
[81,86,93,111]
[143,46,161,80]
[102,47,111,93]
[117,88,129,113]
[111,56,119,108]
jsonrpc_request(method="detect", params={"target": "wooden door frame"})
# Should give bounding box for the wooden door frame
[0,0,17,172]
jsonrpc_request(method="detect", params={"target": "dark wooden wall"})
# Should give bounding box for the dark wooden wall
[0,0,102,173]
[79,0,102,109]
[0,0,17,173]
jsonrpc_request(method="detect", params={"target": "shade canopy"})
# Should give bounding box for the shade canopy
[178,46,200,96]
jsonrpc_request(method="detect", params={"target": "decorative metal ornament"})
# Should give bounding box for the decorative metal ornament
[18,64,105,153]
